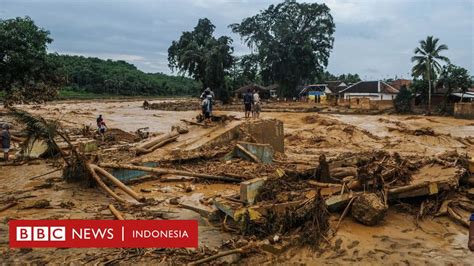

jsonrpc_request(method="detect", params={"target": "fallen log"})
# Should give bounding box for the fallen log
[388,181,429,194]
[91,164,144,202]
[98,163,242,183]
[447,206,469,228]
[108,204,125,220]
[135,132,179,155]
[331,167,357,178]
[308,180,343,188]
[86,163,126,203]
[180,119,207,127]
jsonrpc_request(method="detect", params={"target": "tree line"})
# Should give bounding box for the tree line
[52,54,200,96]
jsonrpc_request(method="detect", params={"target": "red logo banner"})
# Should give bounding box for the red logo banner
[9,220,198,248]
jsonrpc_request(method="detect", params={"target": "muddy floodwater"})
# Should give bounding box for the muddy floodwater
[2,98,474,264]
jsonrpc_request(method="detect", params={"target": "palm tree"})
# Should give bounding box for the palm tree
[411,36,450,112]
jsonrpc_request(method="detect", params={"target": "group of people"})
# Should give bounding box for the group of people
[243,88,261,119]
[199,87,261,122]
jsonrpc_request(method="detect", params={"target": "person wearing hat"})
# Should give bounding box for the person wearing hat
[1,124,11,162]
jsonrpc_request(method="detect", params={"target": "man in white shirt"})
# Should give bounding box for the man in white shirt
[252,89,261,119]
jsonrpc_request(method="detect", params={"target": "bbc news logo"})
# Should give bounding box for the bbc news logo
[16,226,66,241]
[10,220,198,248]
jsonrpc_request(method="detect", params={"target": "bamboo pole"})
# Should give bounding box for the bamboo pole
[108,204,125,220]
[91,164,144,202]
[86,163,126,203]
[98,163,242,183]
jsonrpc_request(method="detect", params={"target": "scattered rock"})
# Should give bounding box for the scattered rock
[351,193,387,226]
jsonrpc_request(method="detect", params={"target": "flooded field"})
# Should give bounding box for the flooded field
[1,98,473,264]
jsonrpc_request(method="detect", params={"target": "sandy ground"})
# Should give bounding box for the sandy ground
[1,99,474,264]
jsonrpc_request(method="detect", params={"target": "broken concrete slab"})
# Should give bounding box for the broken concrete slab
[223,142,274,164]
[240,177,267,204]
[241,119,284,153]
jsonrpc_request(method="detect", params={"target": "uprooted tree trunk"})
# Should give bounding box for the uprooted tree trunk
[98,163,243,183]
[135,130,180,155]
[10,108,143,204]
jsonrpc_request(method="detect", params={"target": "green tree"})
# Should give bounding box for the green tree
[0,17,63,105]
[438,64,472,102]
[230,0,335,97]
[168,18,234,102]
[393,85,413,113]
[411,36,450,112]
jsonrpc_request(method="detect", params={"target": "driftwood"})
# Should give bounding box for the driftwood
[91,164,144,202]
[135,131,179,155]
[308,180,343,188]
[98,163,242,183]
[447,206,469,228]
[86,163,126,203]
[334,196,357,233]
[180,119,207,127]
[108,204,125,220]
[235,144,261,163]
[388,181,429,194]
[331,167,357,178]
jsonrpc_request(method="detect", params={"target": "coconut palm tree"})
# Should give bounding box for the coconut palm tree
[411,36,450,112]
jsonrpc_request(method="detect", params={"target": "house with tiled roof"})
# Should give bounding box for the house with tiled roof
[340,81,399,101]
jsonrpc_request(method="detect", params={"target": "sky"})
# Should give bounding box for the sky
[1,0,473,80]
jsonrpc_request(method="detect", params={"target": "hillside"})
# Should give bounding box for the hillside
[51,54,201,96]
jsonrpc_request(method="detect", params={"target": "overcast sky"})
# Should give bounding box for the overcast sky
[1,0,473,80]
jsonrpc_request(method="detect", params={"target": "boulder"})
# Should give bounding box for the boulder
[351,193,387,226]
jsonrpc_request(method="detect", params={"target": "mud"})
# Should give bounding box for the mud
[1,98,474,264]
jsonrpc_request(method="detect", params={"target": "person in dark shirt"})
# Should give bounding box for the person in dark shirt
[96,115,103,128]
[243,89,253,118]
[470,213,474,251]
[1,124,11,162]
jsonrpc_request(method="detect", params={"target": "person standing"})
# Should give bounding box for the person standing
[469,213,474,251]
[201,90,212,124]
[1,124,11,162]
[200,87,215,115]
[96,115,104,128]
[243,89,253,118]
[252,89,261,119]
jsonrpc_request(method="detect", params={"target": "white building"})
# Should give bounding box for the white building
[340,81,399,100]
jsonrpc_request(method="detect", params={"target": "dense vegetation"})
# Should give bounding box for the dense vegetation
[230,1,335,96]
[52,54,200,96]
[168,18,234,103]
[0,17,63,105]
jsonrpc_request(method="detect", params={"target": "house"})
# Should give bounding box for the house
[389,79,412,91]
[340,81,399,100]
[264,84,279,99]
[298,81,347,103]
[299,84,331,103]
